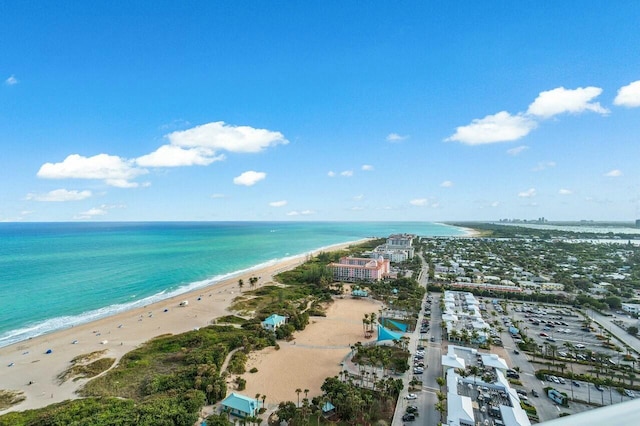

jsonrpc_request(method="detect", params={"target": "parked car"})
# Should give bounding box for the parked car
[513,349,520,355]
[405,393,418,400]
[572,380,580,387]
[624,389,635,398]
[595,384,604,391]
[402,413,416,422]
[430,336,435,342]
[540,332,549,337]
[532,389,540,397]
[406,405,418,413]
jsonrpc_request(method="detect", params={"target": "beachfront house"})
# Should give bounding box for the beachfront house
[261,314,287,331]
[220,392,259,418]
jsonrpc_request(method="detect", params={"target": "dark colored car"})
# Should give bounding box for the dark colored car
[406,405,418,414]
[531,389,539,397]
[402,413,416,422]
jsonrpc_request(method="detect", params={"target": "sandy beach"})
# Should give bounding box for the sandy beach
[237,295,384,405]
[0,239,369,414]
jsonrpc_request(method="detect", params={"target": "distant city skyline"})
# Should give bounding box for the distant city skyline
[1,2,639,222]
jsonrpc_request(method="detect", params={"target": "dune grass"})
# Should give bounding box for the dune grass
[0,390,25,411]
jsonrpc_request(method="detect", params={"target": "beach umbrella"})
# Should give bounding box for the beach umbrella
[45,349,52,354]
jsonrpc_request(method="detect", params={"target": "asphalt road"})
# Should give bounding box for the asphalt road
[392,262,443,426]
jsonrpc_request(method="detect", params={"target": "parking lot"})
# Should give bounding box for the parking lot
[506,302,637,373]
[479,299,638,422]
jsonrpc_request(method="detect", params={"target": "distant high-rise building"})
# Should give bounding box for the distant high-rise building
[636,219,640,228]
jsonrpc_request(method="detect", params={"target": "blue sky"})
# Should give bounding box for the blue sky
[1,2,640,222]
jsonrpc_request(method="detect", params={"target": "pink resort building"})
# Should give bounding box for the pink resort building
[329,256,391,282]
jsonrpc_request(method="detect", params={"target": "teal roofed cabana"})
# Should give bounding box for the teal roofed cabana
[220,392,259,418]
[351,289,368,297]
[261,314,287,331]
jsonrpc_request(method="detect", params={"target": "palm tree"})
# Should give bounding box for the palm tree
[295,388,302,407]
[449,329,459,342]
[369,312,377,333]
[238,279,244,292]
[628,372,636,387]
[604,378,614,405]
[436,376,446,392]
[435,401,446,423]
[468,365,481,385]
[549,344,558,369]
[255,393,261,411]
[261,394,266,411]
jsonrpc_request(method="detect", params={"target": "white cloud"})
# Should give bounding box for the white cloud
[286,209,315,216]
[340,170,353,177]
[327,171,336,177]
[490,201,500,207]
[211,193,226,199]
[269,200,287,207]
[527,86,609,118]
[350,206,364,211]
[604,169,622,177]
[37,154,147,187]
[166,121,288,153]
[233,170,266,186]
[74,207,107,220]
[614,80,640,107]
[361,164,374,171]
[446,111,537,145]
[440,180,454,188]
[532,161,556,171]
[353,194,364,201]
[410,198,428,206]
[386,133,409,142]
[26,189,92,202]
[518,188,537,198]
[559,188,573,195]
[136,145,224,167]
[5,75,18,85]
[507,145,529,156]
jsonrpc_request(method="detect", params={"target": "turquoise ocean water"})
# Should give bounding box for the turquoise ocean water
[0,222,464,347]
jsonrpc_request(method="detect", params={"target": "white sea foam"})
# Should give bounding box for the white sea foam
[0,243,354,349]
